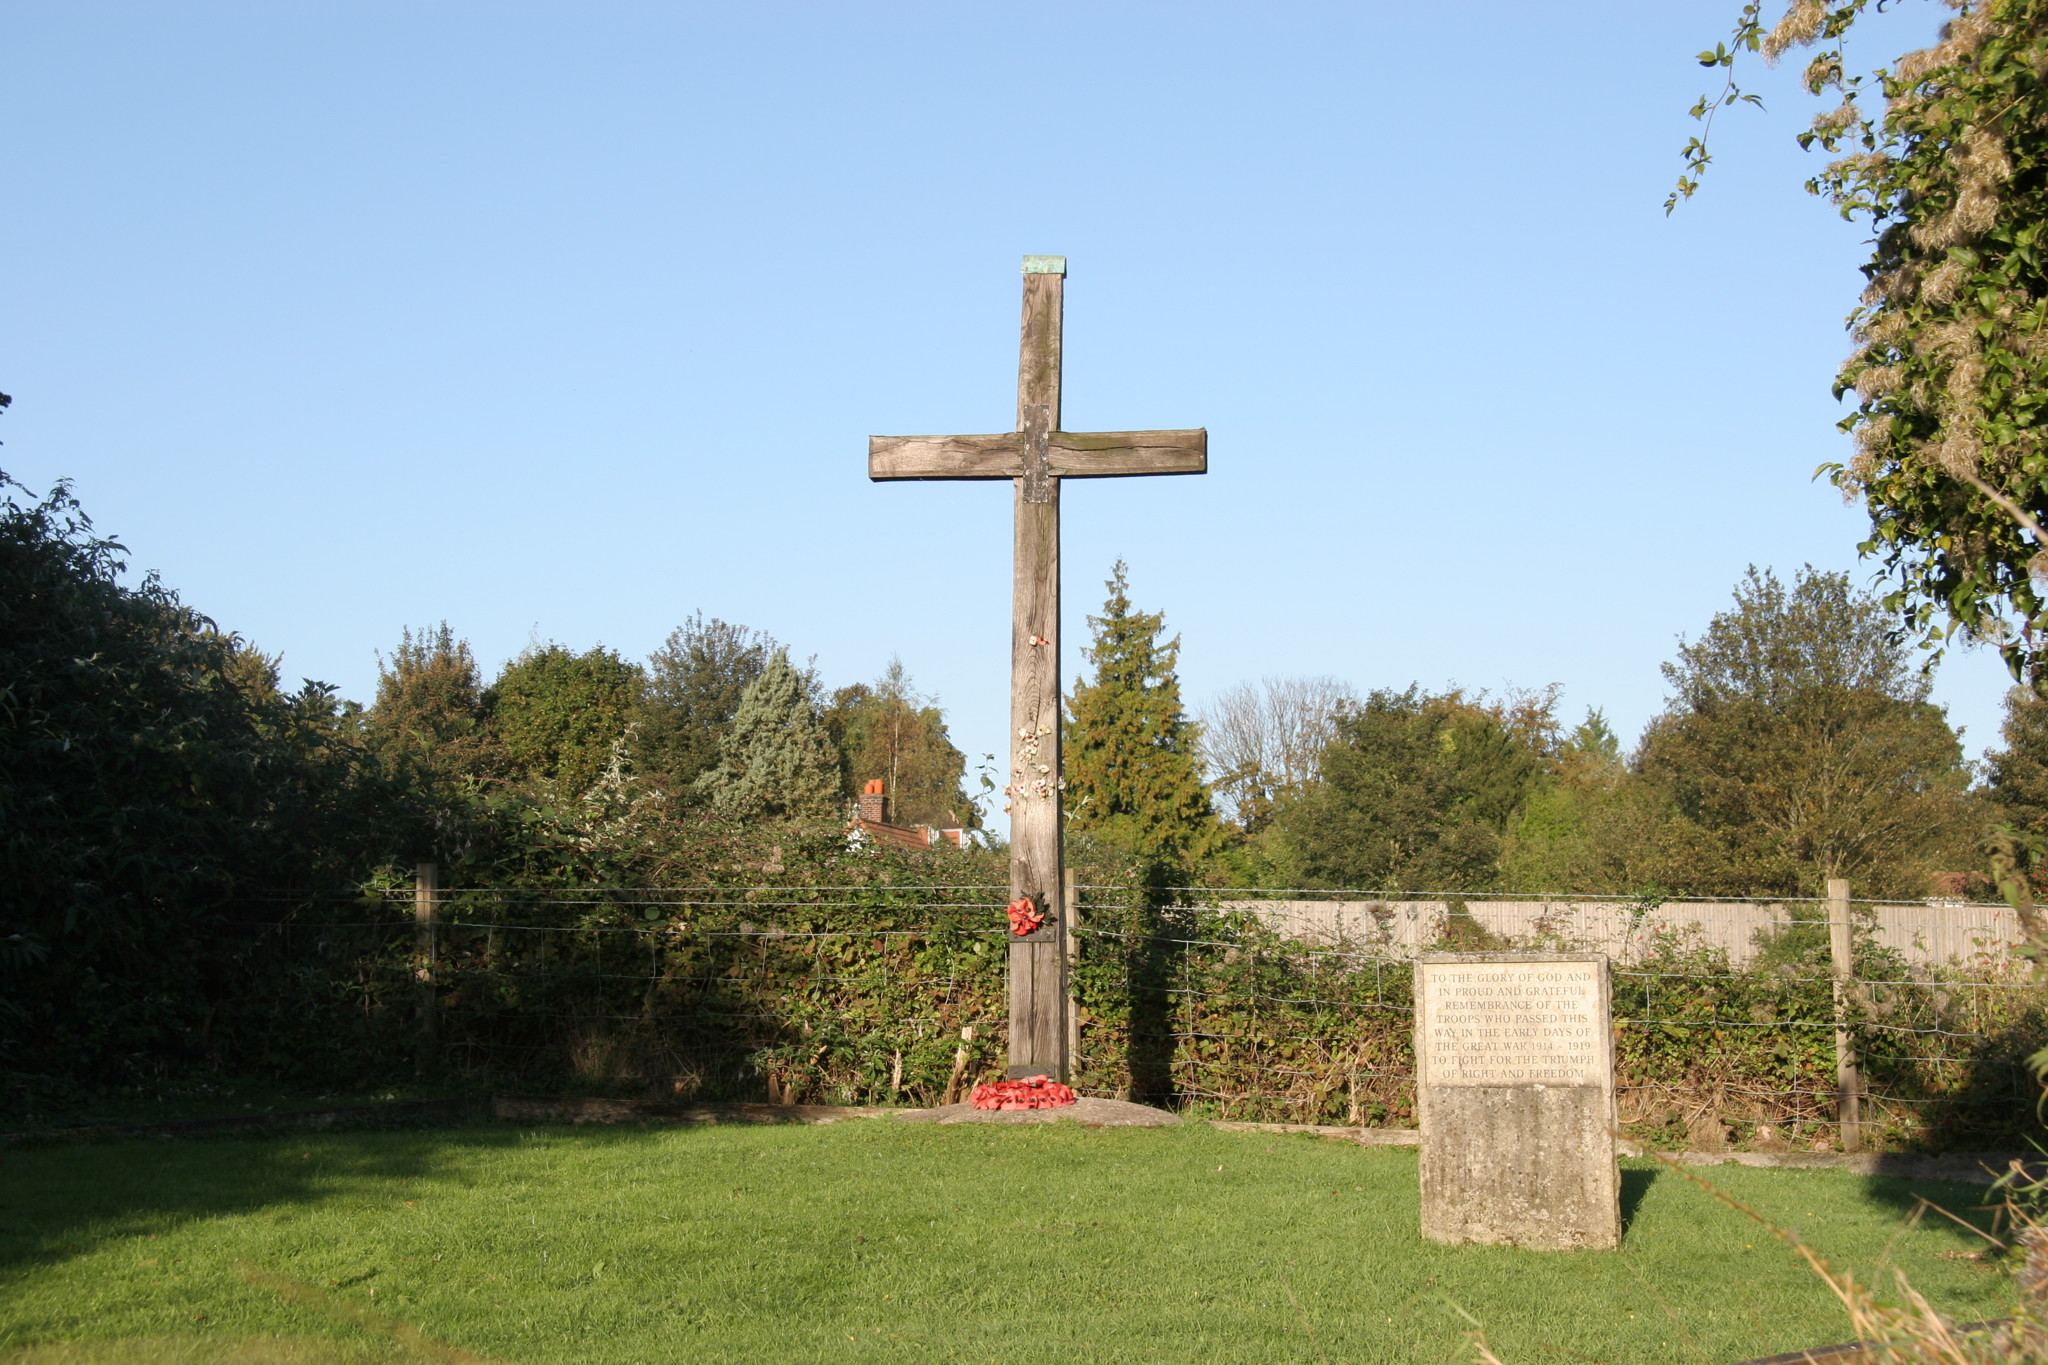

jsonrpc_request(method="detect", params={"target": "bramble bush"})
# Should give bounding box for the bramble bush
[202,873,2048,1151]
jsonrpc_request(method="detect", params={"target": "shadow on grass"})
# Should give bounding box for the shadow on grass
[0,1122,689,1280]
[1620,1166,1657,1238]
[1854,1172,2006,1246]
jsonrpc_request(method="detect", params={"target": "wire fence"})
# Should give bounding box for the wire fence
[236,881,2048,1150]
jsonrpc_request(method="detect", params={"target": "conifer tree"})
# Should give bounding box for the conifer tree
[1064,561,1218,871]
[637,613,775,800]
[694,649,842,823]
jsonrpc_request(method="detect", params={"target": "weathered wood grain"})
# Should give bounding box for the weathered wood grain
[1006,267,1067,1078]
[1018,271,1060,504]
[1050,429,1205,477]
[1018,273,1063,434]
[867,433,1024,480]
[868,428,1205,481]
[864,257,1208,1080]
[1007,937,1068,1079]
[1008,476,1066,1077]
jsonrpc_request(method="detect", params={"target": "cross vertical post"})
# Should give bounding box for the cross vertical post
[866,256,1207,1084]
[1009,257,1067,1078]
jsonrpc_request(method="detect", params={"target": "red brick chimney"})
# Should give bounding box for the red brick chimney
[858,778,889,825]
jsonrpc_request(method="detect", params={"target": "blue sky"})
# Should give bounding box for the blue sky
[2,1,2007,826]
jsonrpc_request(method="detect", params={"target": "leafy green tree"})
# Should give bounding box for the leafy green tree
[489,644,645,797]
[637,613,775,800]
[1281,687,1547,892]
[367,623,501,789]
[1064,561,1219,872]
[823,659,977,829]
[1677,3,2048,680]
[5,473,297,947]
[1662,564,1928,708]
[1987,683,2048,867]
[694,649,842,822]
[0,471,385,1078]
[1635,566,1981,896]
[1498,710,1625,892]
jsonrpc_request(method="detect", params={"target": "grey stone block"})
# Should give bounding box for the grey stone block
[1415,951,1620,1250]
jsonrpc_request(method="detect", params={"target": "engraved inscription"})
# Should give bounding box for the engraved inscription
[1421,962,1601,1086]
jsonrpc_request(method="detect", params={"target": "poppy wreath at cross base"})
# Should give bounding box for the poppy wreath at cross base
[971,1075,1076,1110]
[972,898,1078,1110]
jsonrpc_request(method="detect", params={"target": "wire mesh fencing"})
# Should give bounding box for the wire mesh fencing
[1093,889,2048,1148]
[240,884,1014,1103]
[232,881,2048,1149]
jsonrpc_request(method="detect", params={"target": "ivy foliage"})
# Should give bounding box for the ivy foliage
[1680,1,2048,678]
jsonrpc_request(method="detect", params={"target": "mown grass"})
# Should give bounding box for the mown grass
[0,1119,2019,1364]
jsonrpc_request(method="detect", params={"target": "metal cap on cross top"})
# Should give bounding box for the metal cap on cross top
[864,258,1206,1082]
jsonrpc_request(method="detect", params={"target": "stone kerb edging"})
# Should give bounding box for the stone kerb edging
[1218,1121,2026,1185]
[895,1098,1178,1127]
[490,1096,896,1125]
[493,1095,1180,1127]
[1210,1121,1421,1145]
[488,1100,2032,1182]
[8,1094,2030,1184]
[1630,1146,2036,1186]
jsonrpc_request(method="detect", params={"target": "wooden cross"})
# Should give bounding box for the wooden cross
[868,256,1206,1080]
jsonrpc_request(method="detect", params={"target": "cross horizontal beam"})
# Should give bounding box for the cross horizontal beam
[868,428,1206,482]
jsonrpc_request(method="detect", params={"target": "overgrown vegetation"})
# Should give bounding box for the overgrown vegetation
[0,469,992,1107]
[4,470,2042,1145]
[1090,901,2048,1145]
[96,876,2033,1152]
[0,473,392,1091]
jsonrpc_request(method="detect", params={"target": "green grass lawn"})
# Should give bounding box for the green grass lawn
[0,1118,2017,1364]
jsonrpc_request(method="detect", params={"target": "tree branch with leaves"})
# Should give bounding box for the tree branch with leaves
[1678,1,2048,681]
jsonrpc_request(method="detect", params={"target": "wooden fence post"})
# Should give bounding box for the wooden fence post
[1064,866,1081,1079]
[1826,876,1863,1152]
[944,1026,975,1105]
[415,862,439,1076]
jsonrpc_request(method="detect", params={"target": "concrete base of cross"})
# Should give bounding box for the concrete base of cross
[894,1098,1179,1128]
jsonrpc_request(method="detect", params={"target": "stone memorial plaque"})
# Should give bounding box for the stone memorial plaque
[1415,951,1619,1250]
